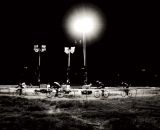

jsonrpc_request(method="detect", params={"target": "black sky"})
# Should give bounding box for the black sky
[0,1,159,86]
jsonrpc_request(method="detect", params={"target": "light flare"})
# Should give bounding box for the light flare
[64,4,106,42]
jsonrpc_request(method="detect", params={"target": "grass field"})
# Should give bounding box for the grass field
[0,95,160,130]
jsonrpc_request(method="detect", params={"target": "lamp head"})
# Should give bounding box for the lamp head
[34,45,39,52]
[41,45,46,52]
[70,47,75,53]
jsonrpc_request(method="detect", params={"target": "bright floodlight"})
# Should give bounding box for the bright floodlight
[72,14,95,35]
[64,4,105,41]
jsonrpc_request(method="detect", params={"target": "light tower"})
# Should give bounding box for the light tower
[64,4,105,85]
[64,46,75,85]
[34,45,46,88]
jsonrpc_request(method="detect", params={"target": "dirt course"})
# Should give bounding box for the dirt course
[0,93,160,130]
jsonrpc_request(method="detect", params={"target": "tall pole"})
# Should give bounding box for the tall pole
[68,52,71,67]
[38,50,41,88]
[34,44,46,88]
[83,32,86,67]
[83,32,87,85]
[67,52,71,84]
[64,47,75,85]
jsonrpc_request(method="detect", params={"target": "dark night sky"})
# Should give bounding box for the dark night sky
[0,1,159,86]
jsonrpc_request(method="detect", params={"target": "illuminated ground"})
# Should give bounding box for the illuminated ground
[0,85,160,130]
[0,94,160,130]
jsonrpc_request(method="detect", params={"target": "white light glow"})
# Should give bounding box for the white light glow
[71,13,95,34]
[70,47,75,53]
[64,4,105,41]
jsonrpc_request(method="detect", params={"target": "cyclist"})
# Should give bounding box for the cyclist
[121,81,130,95]
[96,80,105,89]
[121,82,129,88]
[16,82,24,95]
[52,82,61,97]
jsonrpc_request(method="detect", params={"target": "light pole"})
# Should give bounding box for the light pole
[64,5,105,85]
[82,32,88,84]
[34,45,46,88]
[64,46,75,85]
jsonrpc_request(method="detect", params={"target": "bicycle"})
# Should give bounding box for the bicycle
[47,89,76,98]
[34,88,65,98]
[13,88,27,96]
[94,89,110,98]
[121,88,137,97]
[34,88,54,98]
[53,89,76,98]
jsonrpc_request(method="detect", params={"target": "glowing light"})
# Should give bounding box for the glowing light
[64,4,105,41]
[141,69,146,72]
[64,47,75,54]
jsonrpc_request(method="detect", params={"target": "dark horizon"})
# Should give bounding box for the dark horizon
[0,1,159,86]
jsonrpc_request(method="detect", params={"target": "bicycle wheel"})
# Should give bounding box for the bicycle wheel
[58,92,64,98]
[128,91,132,97]
[129,89,137,97]
[14,89,20,96]
[34,90,38,95]
[103,90,109,98]
[22,89,27,96]
[121,91,126,97]
[46,92,56,98]
[94,91,100,98]
[15,89,25,96]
